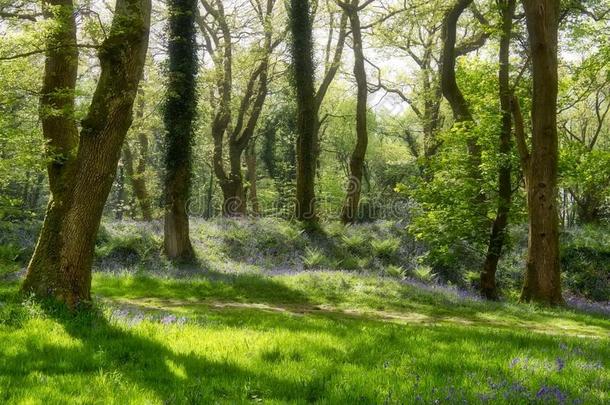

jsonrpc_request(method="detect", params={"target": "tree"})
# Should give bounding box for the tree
[124,91,153,221]
[338,0,370,224]
[21,0,151,308]
[289,1,348,225]
[163,0,198,261]
[289,0,318,224]
[480,0,516,300]
[440,0,483,198]
[515,0,562,305]
[198,0,277,216]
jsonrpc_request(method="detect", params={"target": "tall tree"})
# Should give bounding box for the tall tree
[289,0,319,224]
[198,0,277,216]
[287,2,348,225]
[517,0,563,305]
[338,0,369,224]
[163,0,198,261]
[480,0,516,300]
[21,0,151,308]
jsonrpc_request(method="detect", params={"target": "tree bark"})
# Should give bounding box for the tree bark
[22,0,151,308]
[124,94,153,221]
[163,0,198,261]
[245,139,260,215]
[519,0,563,305]
[340,0,368,224]
[480,0,516,300]
[440,0,484,198]
[115,162,126,220]
[290,0,320,225]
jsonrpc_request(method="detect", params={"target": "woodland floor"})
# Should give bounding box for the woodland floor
[0,270,609,404]
[0,219,609,403]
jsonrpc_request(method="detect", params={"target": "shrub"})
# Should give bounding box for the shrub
[371,238,400,259]
[413,266,436,283]
[95,223,161,268]
[560,225,610,302]
[341,234,368,256]
[301,247,326,269]
[385,265,406,279]
[562,246,610,301]
[464,271,480,289]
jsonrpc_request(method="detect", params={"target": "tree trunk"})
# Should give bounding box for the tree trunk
[520,0,562,305]
[163,0,198,261]
[123,141,153,221]
[22,0,151,309]
[341,1,368,224]
[290,0,318,225]
[200,0,274,218]
[205,169,214,218]
[220,143,247,216]
[115,162,126,220]
[440,0,484,200]
[245,140,260,215]
[480,0,516,300]
[124,94,153,221]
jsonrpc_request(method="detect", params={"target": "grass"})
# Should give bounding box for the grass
[1,218,609,403]
[1,271,609,404]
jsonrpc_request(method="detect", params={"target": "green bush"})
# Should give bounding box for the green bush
[560,225,610,301]
[95,224,161,267]
[341,234,368,256]
[301,247,326,269]
[413,266,436,283]
[385,265,406,279]
[562,246,610,301]
[371,238,400,259]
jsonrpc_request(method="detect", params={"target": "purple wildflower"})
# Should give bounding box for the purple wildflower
[536,386,567,404]
[556,357,565,372]
[161,314,177,325]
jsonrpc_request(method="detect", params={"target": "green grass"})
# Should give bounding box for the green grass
[1,272,608,404]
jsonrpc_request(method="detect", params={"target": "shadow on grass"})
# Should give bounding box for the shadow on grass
[1,302,334,403]
[1,283,609,403]
[93,271,313,307]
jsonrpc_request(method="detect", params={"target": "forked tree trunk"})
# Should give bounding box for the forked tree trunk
[480,0,516,300]
[201,0,274,217]
[22,0,151,309]
[218,144,247,216]
[290,0,318,225]
[340,0,368,224]
[519,0,562,305]
[163,0,198,261]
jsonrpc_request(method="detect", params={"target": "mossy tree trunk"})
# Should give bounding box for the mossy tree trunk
[163,0,198,261]
[22,0,151,308]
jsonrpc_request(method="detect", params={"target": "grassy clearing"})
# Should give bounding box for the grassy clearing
[1,272,608,404]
